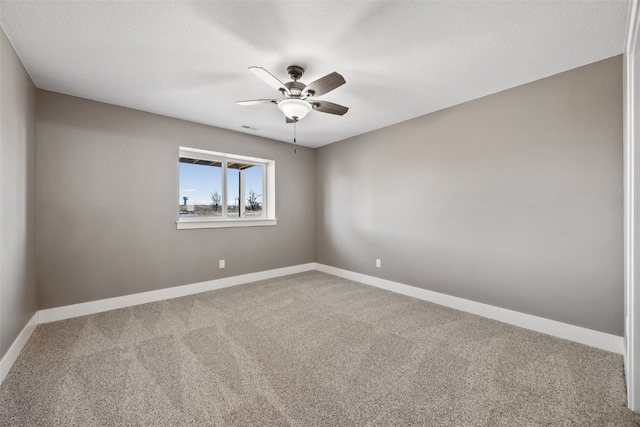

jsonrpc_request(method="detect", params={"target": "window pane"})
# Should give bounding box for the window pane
[244,165,263,217]
[227,167,241,218]
[179,160,222,217]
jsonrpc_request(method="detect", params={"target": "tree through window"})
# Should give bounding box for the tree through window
[177,147,275,229]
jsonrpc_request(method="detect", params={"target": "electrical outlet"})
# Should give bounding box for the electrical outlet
[219,260,225,269]
[376,259,381,268]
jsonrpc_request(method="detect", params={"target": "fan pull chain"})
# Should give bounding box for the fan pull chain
[293,120,297,154]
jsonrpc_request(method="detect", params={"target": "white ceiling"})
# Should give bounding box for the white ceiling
[0,1,631,148]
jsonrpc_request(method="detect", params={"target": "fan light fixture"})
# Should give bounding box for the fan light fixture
[278,99,312,121]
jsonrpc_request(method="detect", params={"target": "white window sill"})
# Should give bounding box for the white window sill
[176,218,277,230]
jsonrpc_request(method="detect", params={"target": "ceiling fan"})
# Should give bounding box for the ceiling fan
[237,65,348,123]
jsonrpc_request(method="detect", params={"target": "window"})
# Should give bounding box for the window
[177,146,276,229]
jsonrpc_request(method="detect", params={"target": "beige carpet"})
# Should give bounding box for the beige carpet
[0,271,638,426]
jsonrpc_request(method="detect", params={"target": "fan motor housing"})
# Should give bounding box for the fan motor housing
[284,81,306,96]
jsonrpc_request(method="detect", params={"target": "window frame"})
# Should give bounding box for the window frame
[176,146,276,230]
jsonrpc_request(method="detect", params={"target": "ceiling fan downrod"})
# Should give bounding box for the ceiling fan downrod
[287,65,304,81]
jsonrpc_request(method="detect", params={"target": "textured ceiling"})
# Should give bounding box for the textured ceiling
[0,1,631,148]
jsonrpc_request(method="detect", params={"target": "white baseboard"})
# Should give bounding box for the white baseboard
[39,263,316,324]
[0,263,314,388]
[0,312,38,385]
[0,261,625,390]
[314,263,624,355]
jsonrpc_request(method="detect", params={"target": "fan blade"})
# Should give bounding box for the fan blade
[303,72,346,97]
[249,66,290,95]
[312,100,349,116]
[237,99,277,106]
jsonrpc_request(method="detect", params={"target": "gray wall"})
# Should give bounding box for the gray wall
[36,91,315,309]
[7,49,625,344]
[0,27,37,359]
[316,55,623,336]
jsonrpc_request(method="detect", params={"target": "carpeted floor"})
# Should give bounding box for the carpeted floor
[0,271,638,426]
